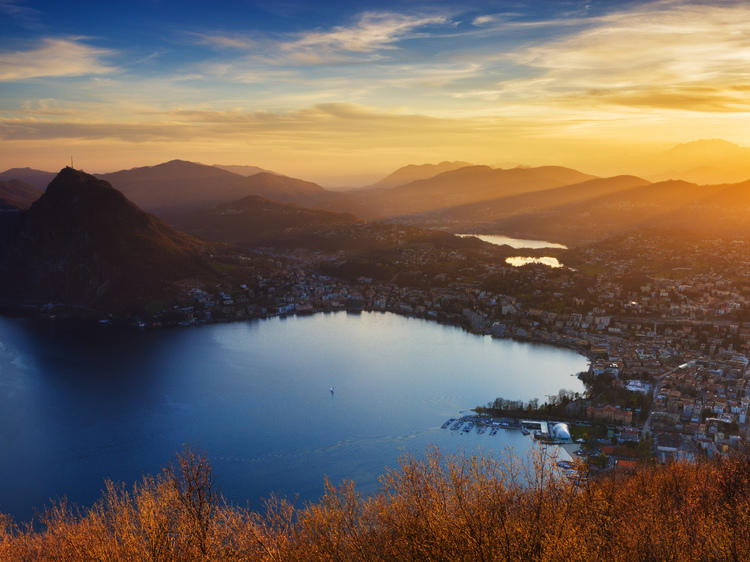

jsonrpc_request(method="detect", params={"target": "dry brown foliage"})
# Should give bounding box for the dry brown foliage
[1,445,749,561]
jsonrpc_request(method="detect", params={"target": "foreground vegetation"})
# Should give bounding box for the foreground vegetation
[1,447,749,561]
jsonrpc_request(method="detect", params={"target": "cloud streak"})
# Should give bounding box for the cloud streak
[504,1,750,113]
[284,11,448,53]
[0,38,116,80]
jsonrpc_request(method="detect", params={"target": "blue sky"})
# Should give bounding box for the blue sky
[1,0,749,183]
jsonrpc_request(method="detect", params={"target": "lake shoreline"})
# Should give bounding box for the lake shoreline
[0,301,593,375]
[0,310,587,522]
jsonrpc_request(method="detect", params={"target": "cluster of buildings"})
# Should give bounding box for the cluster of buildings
[98,228,750,464]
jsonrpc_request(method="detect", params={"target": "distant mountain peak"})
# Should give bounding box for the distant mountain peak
[647,139,750,184]
[0,167,56,190]
[370,161,473,189]
[664,138,746,158]
[669,138,741,149]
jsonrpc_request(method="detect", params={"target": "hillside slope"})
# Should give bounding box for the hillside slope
[166,195,360,247]
[492,179,720,245]
[368,161,472,189]
[0,179,42,210]
[99,160,330,212]
[0,167,55,190]
[324,165,597,219]
[0,167,210,309]
[405,175,650,228]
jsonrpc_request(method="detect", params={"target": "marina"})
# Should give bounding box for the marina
[441,414,579,446]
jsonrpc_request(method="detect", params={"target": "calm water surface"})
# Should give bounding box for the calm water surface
[457,234,567,249]
[0,311,586,520]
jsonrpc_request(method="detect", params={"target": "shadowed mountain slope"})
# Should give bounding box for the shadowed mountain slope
[0,167,56,190]
[0,179,42,210]
[491,179,722,245]
[166,195,360,247]
[368,161,472,189]
[323,165,597,219]
[649,179,750,237]
[0,168,211,309]
[401,175,650,228]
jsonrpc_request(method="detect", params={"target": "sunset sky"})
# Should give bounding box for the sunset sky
[1,0,749,185]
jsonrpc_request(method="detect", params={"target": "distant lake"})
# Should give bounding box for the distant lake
[0,312,586,521]
[506,256,564,268]
[457,234,568,249]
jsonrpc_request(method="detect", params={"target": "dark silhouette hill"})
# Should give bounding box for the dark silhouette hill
[323,165,597,219]
[368,161,472,189]
[0,179,42,210]
[166,195,361,247]
[0,167,55,190]
[0,167,211,310]
[403,175,650,228]
[98,160,330,212]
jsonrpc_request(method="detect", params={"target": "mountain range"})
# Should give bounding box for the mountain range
[2,136,750,266]
[322,165,597,219]
[97,160,330,212]
[402,175,651,228]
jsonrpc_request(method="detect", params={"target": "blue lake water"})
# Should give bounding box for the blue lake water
[0,311,586,521]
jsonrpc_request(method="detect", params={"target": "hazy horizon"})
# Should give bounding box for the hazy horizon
[3,1,750,185]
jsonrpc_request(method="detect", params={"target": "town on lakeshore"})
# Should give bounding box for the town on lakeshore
[20,222,747,473]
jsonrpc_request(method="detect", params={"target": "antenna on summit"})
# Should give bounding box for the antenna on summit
[70,156,74,168]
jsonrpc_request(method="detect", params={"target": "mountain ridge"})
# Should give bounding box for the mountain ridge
[98,160,331,212]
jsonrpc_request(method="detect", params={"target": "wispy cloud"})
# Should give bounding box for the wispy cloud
[504,1,750,113]
[284,11,448,53]
[472,15,496,26]
[0,103,494,142]
[189,11,451,66]
[0,38,116,80]
[0,0,41,29]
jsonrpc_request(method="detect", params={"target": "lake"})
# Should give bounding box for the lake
[457,234,567,249]
[0,311,586,521]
